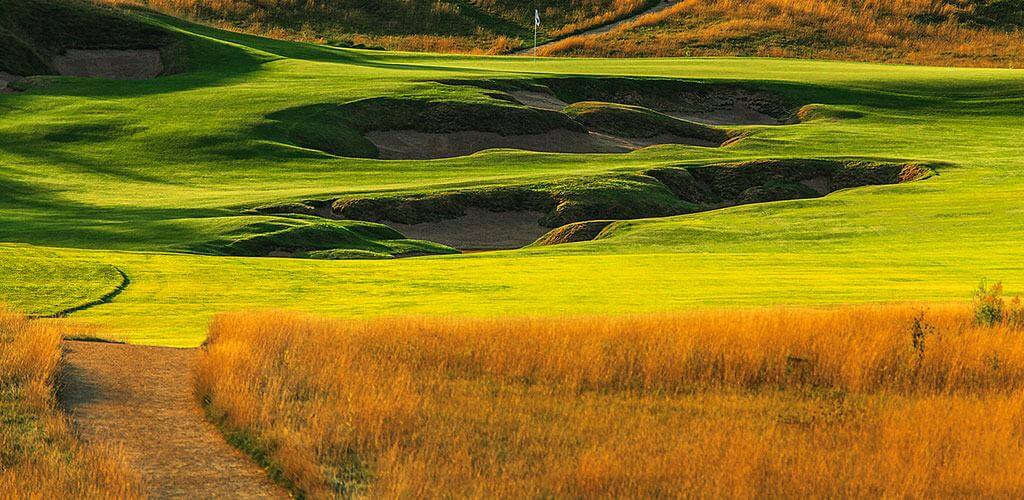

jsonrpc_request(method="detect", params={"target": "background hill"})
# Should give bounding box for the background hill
[96,0,1024,66]
[97,0,659,53]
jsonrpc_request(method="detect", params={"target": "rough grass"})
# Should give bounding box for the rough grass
[97,0,656,53]
[98,0,1024,66]
[197,304,1024,497]
[538,0,1024,67]
[0,308,142,497]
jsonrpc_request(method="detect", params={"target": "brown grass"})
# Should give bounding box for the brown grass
[536,0,1024,67]
[0,308,142,498]
[196,304,1024,497]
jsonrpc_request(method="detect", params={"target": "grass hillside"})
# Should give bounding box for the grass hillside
[538,0,1024,67]
[95,0,1024,66]
[97,0,657,53]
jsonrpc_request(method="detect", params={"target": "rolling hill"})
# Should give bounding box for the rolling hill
[93,0,1024,66]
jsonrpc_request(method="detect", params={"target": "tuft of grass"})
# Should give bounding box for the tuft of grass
[0,307,142,497]
[198,303,1024,497]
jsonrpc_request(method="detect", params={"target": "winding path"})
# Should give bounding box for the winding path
[60,341,287,499]
[517,1,677,55]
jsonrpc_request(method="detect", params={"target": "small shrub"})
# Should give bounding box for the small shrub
[973,280,1005,327]
[910,309,934,361]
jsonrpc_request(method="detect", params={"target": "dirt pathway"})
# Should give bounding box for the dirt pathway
[60,341,287,499]
[517,1,677,55]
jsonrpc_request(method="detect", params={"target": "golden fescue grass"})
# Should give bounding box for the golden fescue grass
[0,308,142,499]
[536,0,1024,67]
[197,305,1024,497]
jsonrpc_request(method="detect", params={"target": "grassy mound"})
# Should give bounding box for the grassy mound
[532,220,616,247]
[0,0,179,76]
[563,101,727,143]
[189,217,456,259]
[649,160,933,207]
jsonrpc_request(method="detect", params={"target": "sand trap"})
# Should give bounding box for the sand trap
[0,72,20,92]
[367,128,720,160]
[801,176,832,195]
[52,49,164,79]
[385,208,549,250]
[509,90,568,111]
[668,104,784,126]
[367,129,632,159]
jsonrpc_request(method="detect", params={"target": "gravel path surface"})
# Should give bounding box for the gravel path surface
[60,341,287,499]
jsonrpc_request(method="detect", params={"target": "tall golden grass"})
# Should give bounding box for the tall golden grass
[197,304,1024,497]
[0,308,142,498]
[537,0,1024,67]
[99,0,1024,66]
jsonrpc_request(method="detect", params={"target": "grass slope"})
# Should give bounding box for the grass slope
[1,11,1024,345]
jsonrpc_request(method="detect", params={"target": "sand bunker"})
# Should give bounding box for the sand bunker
[52,49,164,79]
[509,90,568,111]
[365,128,720,160]
[667,106,782,126]
[386,208,549,250]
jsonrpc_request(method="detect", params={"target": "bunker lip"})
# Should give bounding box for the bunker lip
[256,159,935,252]
[439,77,800,126]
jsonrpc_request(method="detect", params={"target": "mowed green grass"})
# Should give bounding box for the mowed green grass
[2,13,1024,346]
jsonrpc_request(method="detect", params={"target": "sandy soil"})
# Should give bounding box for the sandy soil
[59,341,286,499]
[52,49,164,79]
[509,90,568,111]
[801,176,833,195]
[667,106,783,126]
[387,208,549,250]
[367,128,632,159]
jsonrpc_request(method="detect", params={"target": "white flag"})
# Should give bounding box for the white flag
[535,9,541,27]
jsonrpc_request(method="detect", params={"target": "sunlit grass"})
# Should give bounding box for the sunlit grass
[0,308,141,497]
[197,304,1024,497]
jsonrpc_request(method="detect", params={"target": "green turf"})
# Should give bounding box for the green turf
[2,10,1024,346]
